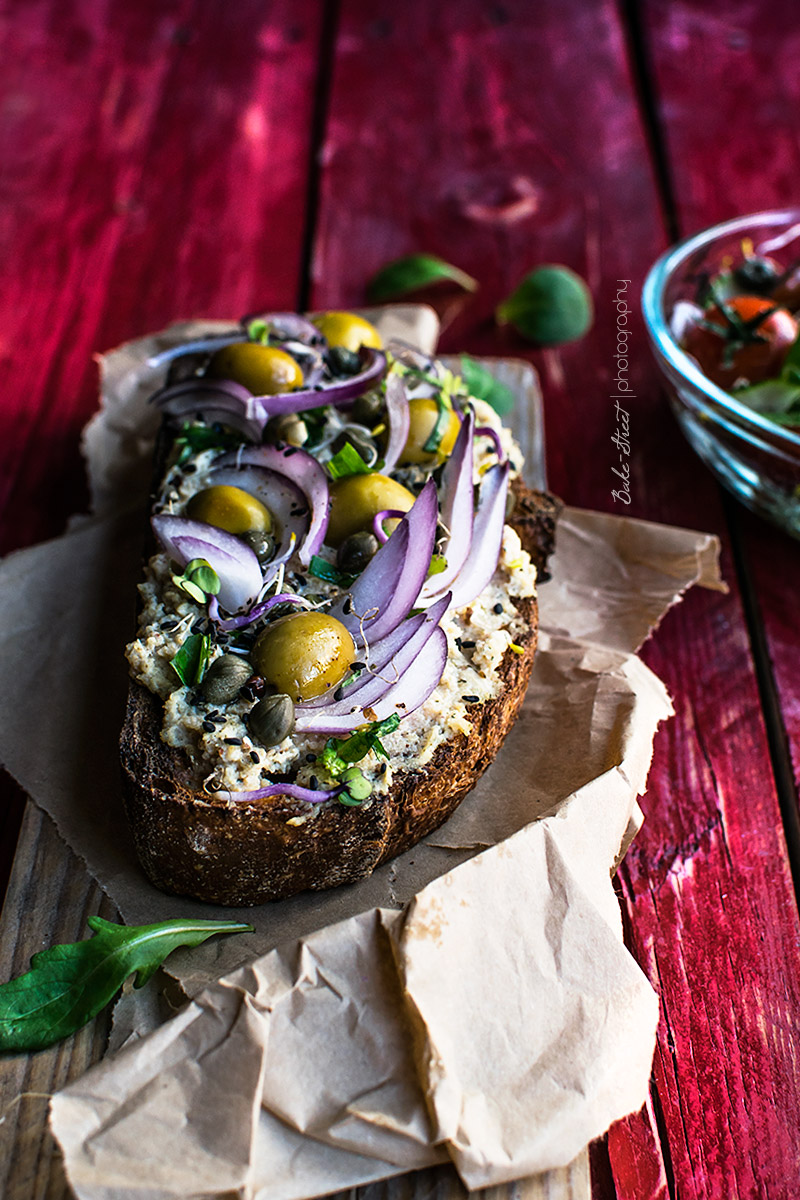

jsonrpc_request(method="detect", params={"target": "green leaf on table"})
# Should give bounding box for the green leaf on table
[366,254,478,303]
[459,356,515,415]
[496,265,594,345]
[0,916,252,1053]
[172,632,212,687]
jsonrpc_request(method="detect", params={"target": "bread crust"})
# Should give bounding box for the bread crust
[119,489,554,906]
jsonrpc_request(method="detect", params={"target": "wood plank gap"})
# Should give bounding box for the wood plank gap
[296,0,342,313]
[646,1080,677,1200]
[616,0,680,243]
[721,492,800,901]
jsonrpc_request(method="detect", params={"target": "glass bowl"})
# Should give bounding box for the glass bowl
[642,208,800,537]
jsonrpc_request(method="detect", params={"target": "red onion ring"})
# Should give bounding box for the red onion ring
[216,444,330,565]
[381,371,411,473]
[447,462,511,610]
[419,409,476,601]
[203,464,309,563]
[251,348,387,415]
[219,782,344,805]
[293,626,448,735]
[475,425,507,462]
[210,592,311,632]
[152,515,263,614]
[372,508,406,545]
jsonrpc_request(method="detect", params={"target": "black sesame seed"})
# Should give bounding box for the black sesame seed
[455,637,463,651]
[462,694,480,703]
[162,619,178,631]
[351,661,365,671]
[206,710,220,720]
[343,598,352,615]
[284,446,299,456]
[294,574,307,587]
[309,774,319,790]
[202,720,215,732]
[378,762,387,775]
[461,640,476,649]
[192,619,206,633]
[249,750,260,764]
[216,633,230,645]
[305,752,316,763]
[493,602,503,614]
[224,737,242,745]
[183,463,197,474]
[333,686,344,701]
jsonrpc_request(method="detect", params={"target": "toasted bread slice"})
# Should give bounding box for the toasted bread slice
[120,488,557,906]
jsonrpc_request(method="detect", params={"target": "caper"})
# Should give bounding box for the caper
[325,346,361,377]
[201,655,253,705]
[331,428,378,467]
[240,529,277,565]
[337,531,379,574]
[248,693,295,747]
[266,412,309,447]
[351,390,384,426]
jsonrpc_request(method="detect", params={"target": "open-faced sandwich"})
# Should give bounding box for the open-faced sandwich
[120,311,559,905]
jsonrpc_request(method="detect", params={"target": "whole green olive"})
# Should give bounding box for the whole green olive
[399,397,461,465]
[207,342,303,394]
[186,485,273,535]
[325,473,415,549]
[252,612,356,702]
[311,311,382,352]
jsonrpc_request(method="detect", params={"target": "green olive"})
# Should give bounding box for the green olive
[312,311,383,352]
[207,342,303,394]
[325,473,415,548]
[399,397,461,465]
[186,485,273,535]
[252,613,356,702]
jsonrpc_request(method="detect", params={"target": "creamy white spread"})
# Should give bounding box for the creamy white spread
[126,385,537,804]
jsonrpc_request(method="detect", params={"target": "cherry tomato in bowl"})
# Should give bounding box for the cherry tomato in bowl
[680,295,798,390]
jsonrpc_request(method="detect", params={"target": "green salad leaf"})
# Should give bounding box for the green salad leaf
[172,632,212,687]
[366,254,478,303]
[0,917,252,1053]
[496,265,593,345]
[459,356,515,415]
[308,556,356,588]
[174,422,245,465]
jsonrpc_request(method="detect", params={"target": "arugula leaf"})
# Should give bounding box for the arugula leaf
[174,422,245,465]
[366,253,478,303]
[327,442,373,480]
[459,356,515,416]
[172,632,212,687]
[322,715,400,774]
[0,916,252,1052]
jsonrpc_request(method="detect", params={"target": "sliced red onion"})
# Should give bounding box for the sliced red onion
[419,409,475,601]
[294,626,448,734]
[242,311,323,345]
[220,782,344,805]
[152,515,263,614]
[204,465,309,563]
[475,425,506,462]
[211,592,311,632]
[446,462,511,610]
[251,348,387,415]
[299,593,451,711]
[328,478,438,645]
[146,333,246,371]
[216,444,329,565]
[372,508,406,545]
[150,378,268,441]
[381,371,411,473]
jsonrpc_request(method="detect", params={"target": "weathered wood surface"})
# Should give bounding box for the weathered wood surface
[2,0,800,1198]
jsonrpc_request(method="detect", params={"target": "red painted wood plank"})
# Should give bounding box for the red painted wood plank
[0,0,324,556]
[312,2,800,1197]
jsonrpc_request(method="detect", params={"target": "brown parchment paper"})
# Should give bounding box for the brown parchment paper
[0,307,725,1196]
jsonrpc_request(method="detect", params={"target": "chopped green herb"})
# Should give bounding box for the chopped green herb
[308,556,356,588]
[459,356,515,416]
[172,633,212,687]
[422,394,455,455]
[0,916,252,1052]
[173,422,245,465]
[366,253,478,304]
[327,441,373,480]
[427,554,447,578]
[321,715,400,778]
[246,318,270,344]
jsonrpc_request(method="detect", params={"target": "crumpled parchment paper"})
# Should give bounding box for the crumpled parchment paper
[0,306,726,1198]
